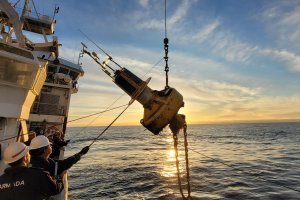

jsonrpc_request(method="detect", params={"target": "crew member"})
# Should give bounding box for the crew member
[0,142,64,199]
[29,135,89,177]
[50,131,70,159]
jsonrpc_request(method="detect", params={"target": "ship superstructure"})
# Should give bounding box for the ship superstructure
[29,52,83,148]
[0,1,83,199]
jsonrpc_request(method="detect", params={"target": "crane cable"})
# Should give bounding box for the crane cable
[163,0,169,89]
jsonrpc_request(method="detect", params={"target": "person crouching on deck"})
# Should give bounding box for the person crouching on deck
[0,142,64,200]
[29,135,89,177]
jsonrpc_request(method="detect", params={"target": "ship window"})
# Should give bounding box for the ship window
[0,56,35,88]
[69,70,79,80]
[46,65,57,83]
[48,65,57,73]
[58,67,69,74]
[0,43,34,59]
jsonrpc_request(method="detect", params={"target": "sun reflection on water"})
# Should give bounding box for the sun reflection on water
[160,148,178,178]
[167,149,176,161]
[160,136,185,178]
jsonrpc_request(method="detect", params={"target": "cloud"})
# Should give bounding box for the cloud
[211,32,257,63]
[192,21,220,43]
[209,31,300,72]
[177,20,220,44]
[138,0,150,8]
[186,79,260,103]
[189,26,300,73]
[258,2,300,51]
[168,0,194,28]
[170,20,257,64]
[259,48,300,72]
[167,2,300,73]
[136,0,195,30]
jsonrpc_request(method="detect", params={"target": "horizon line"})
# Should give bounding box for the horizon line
[67,119,300,128]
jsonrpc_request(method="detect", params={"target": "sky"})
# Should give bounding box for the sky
[16,0,300,126]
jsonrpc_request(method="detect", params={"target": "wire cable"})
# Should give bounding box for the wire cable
[164,0,167,38]
[69,93,126,140]
[13,0,22,8]
[67,104,128,123]
[31,0,39,18]
[79,29,122,69]
[0,132,35,143]
[88,104,131,147]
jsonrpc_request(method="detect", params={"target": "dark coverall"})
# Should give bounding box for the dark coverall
[50,135,69,158]
[30,153,82,177]
[0,166,63,200]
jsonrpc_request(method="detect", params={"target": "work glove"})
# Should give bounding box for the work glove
[79,146,89,155]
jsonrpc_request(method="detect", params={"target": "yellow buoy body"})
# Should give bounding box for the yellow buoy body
[113,68,184,134]
[141,88,184,134]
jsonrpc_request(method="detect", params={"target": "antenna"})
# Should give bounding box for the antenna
[78,42,87,65]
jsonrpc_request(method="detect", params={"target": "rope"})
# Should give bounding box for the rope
[31,0,39,18]
[0,132,36,143]
[69,93,126,139]
[173,131,192,199]
[183,126,191,197]
[13,0,22,8]
[170,114,192,199]
[88,104,131,147]
[67,104,128,123]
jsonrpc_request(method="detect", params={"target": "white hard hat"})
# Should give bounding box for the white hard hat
[30,135,51,150]
[4,142,29,164]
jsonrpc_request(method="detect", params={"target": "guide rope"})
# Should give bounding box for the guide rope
[67,104,128,123]
[88,104,131,148]
[0,132,35,142]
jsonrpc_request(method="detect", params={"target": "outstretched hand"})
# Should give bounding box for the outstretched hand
[79,146,89,155]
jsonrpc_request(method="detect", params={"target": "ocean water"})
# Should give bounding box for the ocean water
[64,123,300,200]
